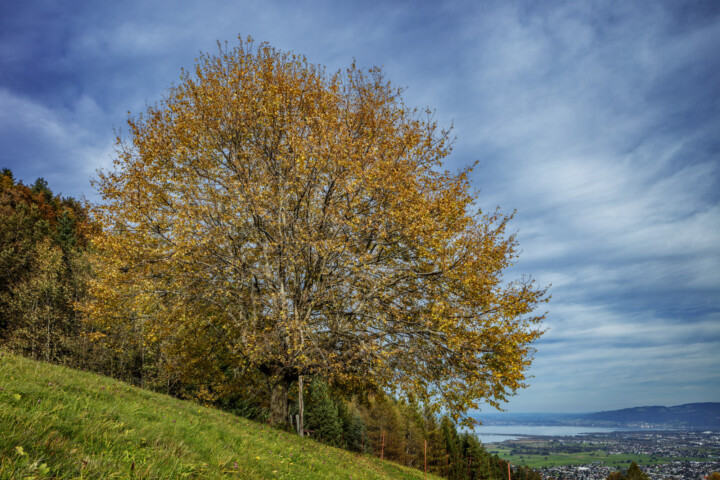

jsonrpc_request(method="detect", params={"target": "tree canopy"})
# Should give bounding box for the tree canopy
[606,462,651,480]
[88,38,548,427]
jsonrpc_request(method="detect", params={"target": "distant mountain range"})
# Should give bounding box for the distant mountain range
[475,403,720,429]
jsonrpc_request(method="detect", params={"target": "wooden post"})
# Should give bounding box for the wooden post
[424,440,427,480]
[507,461,511,480]
[298,375,304,437]
[381,431,385,461]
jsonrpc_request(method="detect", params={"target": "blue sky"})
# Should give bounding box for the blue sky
[1,0,718,413]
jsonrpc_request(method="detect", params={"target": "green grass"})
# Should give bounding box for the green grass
[488,445,705,469]
[0,352,441,479]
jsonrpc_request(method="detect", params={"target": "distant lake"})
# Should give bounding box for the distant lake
[472,425,629,444]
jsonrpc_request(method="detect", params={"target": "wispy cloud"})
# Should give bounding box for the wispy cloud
[1,0,717,412]
[0,88,114,197]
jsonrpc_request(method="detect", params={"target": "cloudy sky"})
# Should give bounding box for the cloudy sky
[2,0,718,413]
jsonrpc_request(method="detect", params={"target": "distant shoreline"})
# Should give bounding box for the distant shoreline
[471,425,698,444]
[472,402,720,430]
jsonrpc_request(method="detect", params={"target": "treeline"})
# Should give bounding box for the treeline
[0,169,539,480]
[297,380,541,479]
[0,169,158,383]
[0,169,92,365]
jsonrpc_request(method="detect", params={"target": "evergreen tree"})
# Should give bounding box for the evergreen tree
[605,462,650,480]
[626,462,650,480]
[440,415,466,478]
[304,380,343,446]
[54,210,78,252]
[424,407,448,476]
[339,401,366,452]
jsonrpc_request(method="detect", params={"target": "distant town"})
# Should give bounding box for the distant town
[487,430,720,479]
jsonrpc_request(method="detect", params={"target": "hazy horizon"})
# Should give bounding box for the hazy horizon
[476,400,720,416]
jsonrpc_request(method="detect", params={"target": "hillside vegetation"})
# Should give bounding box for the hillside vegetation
[0,352,440,479]
[585,403,720,428]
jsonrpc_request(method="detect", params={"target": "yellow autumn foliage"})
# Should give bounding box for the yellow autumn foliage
[87,37,548,427]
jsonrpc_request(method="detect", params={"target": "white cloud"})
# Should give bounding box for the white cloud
[0,88,114,198]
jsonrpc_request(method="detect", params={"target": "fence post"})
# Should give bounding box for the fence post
[381,431,385,461]
[298,375,304,437]
[507,461,511,480]
[424,440,427,480]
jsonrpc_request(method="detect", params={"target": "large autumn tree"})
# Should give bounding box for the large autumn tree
[89,38,548,428]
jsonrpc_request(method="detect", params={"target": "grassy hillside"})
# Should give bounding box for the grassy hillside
[0,352,440,479]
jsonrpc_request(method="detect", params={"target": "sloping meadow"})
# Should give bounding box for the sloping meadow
[0,352,439,479]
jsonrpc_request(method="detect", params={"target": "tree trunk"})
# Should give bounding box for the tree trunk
[269,379,290,426]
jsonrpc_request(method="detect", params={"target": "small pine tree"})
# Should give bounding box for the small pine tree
[625,462,650,480]
[461,433,488,479]
[304,380,343,446]
[340,402,366,452]
[440,415,466,479]
[54,210,78,252]
[423,408,447,475]
[605,462,650,480]
[31,177,54,203]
